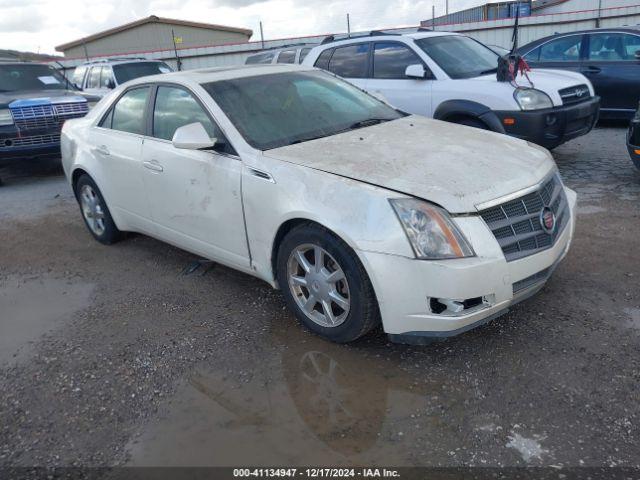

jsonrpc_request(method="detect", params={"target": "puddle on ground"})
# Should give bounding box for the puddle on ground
[125,325,483,467]
[0,276,94,364]
[624,308,640,330]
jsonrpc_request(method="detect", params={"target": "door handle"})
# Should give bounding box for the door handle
[96,145,110,156]
[143,160,164,173]
[583,65,601,74]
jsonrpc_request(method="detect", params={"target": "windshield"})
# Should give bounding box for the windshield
[112,62,172,84]
[201,70,402,150]
[0,64,70,92]
[415,36,499,79]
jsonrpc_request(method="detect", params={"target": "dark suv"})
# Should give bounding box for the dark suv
[0,62,98,163]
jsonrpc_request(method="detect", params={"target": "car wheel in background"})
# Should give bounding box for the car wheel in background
[75,174,123,245]
[277,223,380,343]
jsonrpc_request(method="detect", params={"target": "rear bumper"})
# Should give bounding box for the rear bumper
[496,97,600,149]
[359,187,577,341]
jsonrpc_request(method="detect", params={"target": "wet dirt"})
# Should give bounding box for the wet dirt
[0,127,639,468]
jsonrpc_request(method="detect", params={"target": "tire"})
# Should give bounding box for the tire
[75,174,123,245]
[276,222,380,343]
[453,117,489,130]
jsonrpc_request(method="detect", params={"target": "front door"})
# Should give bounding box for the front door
[582,32,640,114]
[141,85,249,269]
[367,41,432,116]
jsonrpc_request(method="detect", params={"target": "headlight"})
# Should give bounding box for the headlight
[514,88,553,110]
[0,109,14,126]
[390,199,475,260]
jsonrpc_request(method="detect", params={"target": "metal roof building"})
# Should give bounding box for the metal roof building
[55,15,253,59]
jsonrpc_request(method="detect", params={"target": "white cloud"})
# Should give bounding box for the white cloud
[0,0,485,54]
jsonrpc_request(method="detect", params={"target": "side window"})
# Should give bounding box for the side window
[373,42,423,79]
[99,108,113,129]
[277,50,296,64]
[523,46,541,63]
[328,44,370,78]
[87,67,101,88]
[152,86,233,154]
[588,33,640,61]
[298,47,313,63]
[314,48,334,70]
[72,66,87,89]
[539,36,582,62]
[245,52,275,64]
[100,67,113,88]
[111,87,150,135]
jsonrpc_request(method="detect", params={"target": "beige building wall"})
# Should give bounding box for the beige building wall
[61,23,250,58]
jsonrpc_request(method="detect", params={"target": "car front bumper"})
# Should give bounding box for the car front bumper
[0,125,61,163]
[496,97,600,149]
[359,186,577,342]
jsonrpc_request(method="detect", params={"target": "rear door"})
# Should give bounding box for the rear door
[582,32,640,115]
[324,43,371,91]
[368,41,432,116]
[89,86,155,233]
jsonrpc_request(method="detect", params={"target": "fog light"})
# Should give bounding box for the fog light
[545,114,557,126]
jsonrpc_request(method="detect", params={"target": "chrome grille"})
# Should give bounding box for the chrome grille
[479,175,569,262]
[0,134,60,148]
[559,84,590,106]
[10,102,88,132]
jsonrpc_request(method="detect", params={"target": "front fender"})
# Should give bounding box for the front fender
[434,99,506,134]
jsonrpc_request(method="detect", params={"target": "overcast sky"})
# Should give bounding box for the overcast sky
[0,0,487,55]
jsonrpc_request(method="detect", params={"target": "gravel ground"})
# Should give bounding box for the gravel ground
[0,124,639,470]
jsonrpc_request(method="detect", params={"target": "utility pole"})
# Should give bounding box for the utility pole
[446,0,449,15]
[432,5,436,29]
[259,21,265,49]
[82,41,89,61]
[596,0,602,27]
[347,14,351,38]
[171,29,182,71]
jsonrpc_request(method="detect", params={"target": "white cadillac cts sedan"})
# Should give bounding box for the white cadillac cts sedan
[61,64,576,344]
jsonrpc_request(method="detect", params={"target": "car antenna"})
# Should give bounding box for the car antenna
[496,1,533,87]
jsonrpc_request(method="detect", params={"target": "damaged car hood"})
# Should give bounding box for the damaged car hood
[265,115,556,213]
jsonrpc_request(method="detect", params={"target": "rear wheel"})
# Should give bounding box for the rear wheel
[276,223,380,343]
[75,174,123,245]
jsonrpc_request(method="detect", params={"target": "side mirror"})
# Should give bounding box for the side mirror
[106,78,116,89]
[405,64,428,79]
[172,122,216,150]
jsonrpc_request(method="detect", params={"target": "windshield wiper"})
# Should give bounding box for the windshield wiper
[288,118,394,146]
[479,67,498,75]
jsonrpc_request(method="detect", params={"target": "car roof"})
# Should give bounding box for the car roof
[124,63,317,86]
[81,58,165,67]
[518,26,640,51]
[316,30,459,48]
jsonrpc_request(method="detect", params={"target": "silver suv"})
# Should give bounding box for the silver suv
[245,46,316,65]
[72,58,172,98]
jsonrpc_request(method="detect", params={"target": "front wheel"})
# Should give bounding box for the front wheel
[276,223,380,343]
